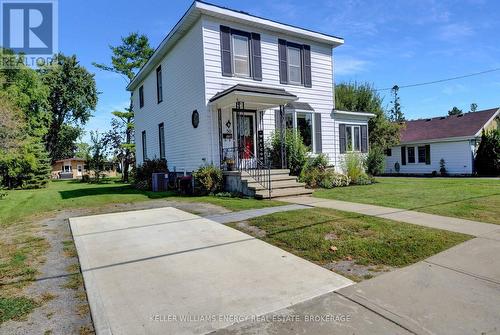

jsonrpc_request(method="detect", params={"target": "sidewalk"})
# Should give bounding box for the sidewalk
[280,196,499,236]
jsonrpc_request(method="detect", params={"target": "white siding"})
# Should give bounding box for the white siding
[133,19,208,172]
[385,140,474,175]
[201,16,337,165]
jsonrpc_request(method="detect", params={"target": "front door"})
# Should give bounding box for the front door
[237,114,255,158]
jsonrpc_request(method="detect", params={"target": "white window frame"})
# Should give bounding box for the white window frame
[285,110,315,152]
[287,46,302,85]
[345,125,362,152]
[231,34,250,77]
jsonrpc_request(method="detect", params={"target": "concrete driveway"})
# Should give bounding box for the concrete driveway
[70,207,352,335]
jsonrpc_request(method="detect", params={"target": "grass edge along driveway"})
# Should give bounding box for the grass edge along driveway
[230,207,472,281]
[314,177,500,225]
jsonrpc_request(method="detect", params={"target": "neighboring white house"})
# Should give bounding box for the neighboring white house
[127,1,373,173]
[385,108,500,175]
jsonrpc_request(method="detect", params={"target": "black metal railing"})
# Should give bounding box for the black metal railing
[222,146,272,199]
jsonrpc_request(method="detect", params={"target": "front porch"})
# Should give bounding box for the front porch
[209,84,312,198]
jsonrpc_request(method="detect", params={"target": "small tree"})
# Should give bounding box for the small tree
[448,107,463,116]
[475,129,500,176]
[267,129,308,176]
[389,85,405,122]
[88,131,108,183]
[366,146,386,176]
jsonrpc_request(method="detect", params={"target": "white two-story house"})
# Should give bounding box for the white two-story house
[128,1,373,197]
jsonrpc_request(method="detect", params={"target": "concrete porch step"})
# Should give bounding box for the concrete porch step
[255,187,313,199]
[242,174,297,182]
[247,179,306,191]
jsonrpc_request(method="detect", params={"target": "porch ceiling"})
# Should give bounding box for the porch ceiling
[209,84,298,110]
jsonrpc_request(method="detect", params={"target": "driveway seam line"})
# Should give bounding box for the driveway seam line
[333,291,419,335]
[422,260,500,286]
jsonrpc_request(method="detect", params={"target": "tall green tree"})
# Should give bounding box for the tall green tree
[389,85,404,122]
[335,82,401,150]
[0,49,50,138]
[448,106,463,116]
[40,53,98,161]
[93,32,154,182]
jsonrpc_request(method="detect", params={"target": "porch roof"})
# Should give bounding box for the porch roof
[209,84,298,110]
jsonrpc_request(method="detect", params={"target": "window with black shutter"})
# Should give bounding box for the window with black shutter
[139,85,144,108]
[156,66,163,103]
[278,39,312,87]
[220,26,261,80]
[401,146,406,165]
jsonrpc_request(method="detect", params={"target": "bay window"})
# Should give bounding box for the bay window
[285,111,314,151]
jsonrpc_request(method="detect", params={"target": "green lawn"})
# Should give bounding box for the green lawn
[235,208,471,279]
[0,179,283,324]
[314,177,500,224]
[0,179,284,226]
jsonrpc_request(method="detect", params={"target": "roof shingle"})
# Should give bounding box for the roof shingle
[400,108,499,143]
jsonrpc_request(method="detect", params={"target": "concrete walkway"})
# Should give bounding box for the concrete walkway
[70,207,352,335]
[204,204,309,224]
[280,196,499,236]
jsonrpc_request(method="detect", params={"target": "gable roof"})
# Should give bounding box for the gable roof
[127,1,344,91]
[400,108,500,143]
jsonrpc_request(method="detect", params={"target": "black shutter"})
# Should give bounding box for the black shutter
[303,45,312,87]
[339,124,346,154]
[251,33,262,81]
[314,113,322,153]
[425,144,431,165]
[361,125,368,153]
[401,146,406,165]
[278,39,288,84]
[220,25,232,77]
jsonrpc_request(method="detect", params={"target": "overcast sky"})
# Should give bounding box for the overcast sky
[57,0,500,142]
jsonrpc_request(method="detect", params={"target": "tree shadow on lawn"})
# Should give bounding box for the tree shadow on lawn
[58,185,179,200]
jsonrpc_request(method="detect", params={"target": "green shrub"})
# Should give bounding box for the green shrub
[439,158,447,176]
[133,159,168,190]
[318,170,351,188]
[475,129,500,176]
[365,146,386,176]
[300,167,323,188]
[306,153,329,170]
[193,165,223,195]
[353,174,375,185]
[341,152,367,183]
[267,129,308,175]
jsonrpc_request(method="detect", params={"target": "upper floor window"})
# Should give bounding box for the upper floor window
[139,85,144,108]
[279,39,312,87]
[220,25,262,81]
[287,46,302,85]
[232,35,250,77]
[156,66,163,103]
